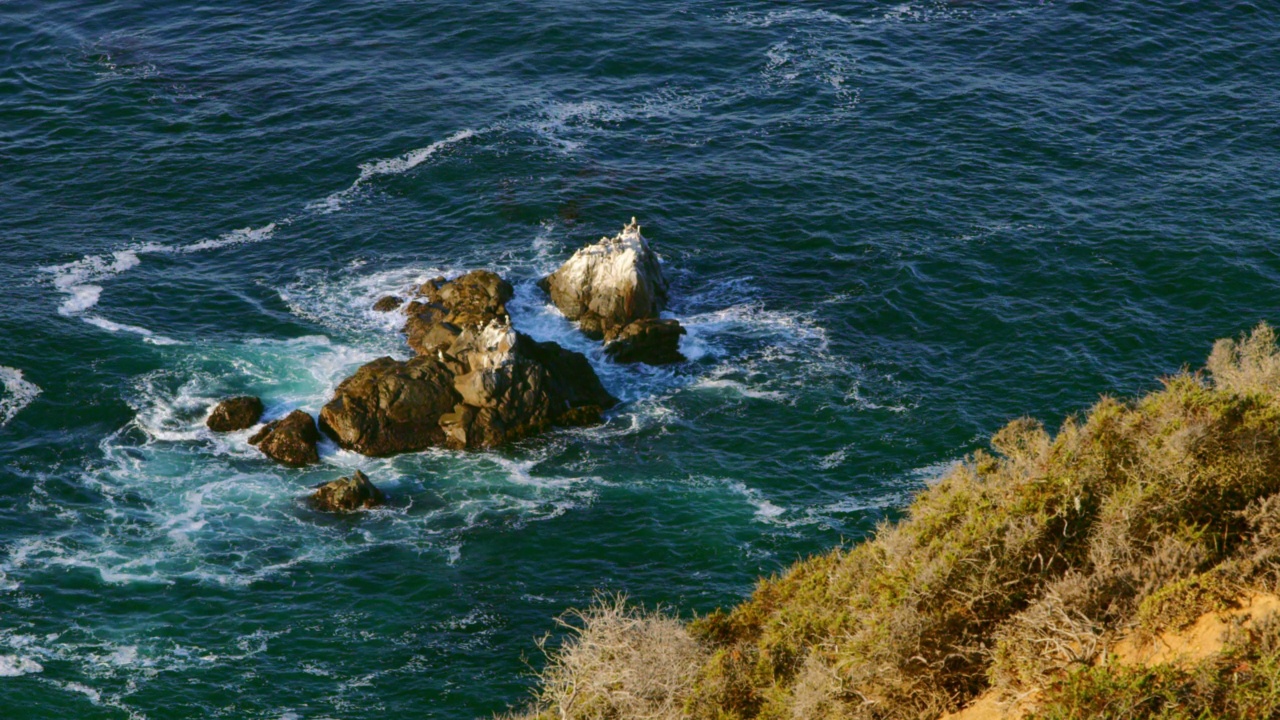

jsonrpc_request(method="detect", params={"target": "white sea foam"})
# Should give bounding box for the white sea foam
[180,222,280,253]
[727,481,788,523]
[45,222,279,345]
[0,655,43,677]
[517,92,704,153]
[49,249,142,315]
[308,129,479,214]
[0,366,41,428]
[691,378,790,403]
[82,316,182,345]
[724,8,855,28]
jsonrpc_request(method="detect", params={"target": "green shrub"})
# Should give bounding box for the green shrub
[509,324,1280,720]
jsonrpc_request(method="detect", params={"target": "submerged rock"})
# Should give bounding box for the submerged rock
[206,396,264,432]
[319,319,616,456]
[539,218,669,340]
[402,270,514,356]
[249,410,320,467]
[311,470,385,512]
[604,318,687,365]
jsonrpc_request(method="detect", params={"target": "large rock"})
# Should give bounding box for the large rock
[318,356,460,457]
[604,318,687,365]
[319,319,616,456]
[206,396,264,432]
[402,270,514,356]
[539,218,669,340]
[311,470,386,512]
[438,321,616,449]
[248,410,320,467]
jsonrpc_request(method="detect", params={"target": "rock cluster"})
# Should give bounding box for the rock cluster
[319,271,615,456]
[207,238,687,474]
[311,470,385,512]
[248,410,320,467]
[540,218,686,365]
[206,396,263,432]
[206,395,321,468]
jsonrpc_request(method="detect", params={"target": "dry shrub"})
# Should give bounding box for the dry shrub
[519,594,706,720]
[989,575,1107,690]
[1207,321,1280,395]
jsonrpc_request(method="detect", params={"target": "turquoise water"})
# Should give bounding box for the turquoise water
[3,1,1280,717]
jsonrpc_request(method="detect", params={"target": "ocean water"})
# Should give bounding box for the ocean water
[3,1,1279,716]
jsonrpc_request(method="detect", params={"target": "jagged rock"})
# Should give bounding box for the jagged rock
[248,410,320,467]
[318,356,460,457]
[206,396,264,432]
[539,218,668,340]
[438,321,616,449]
[320,319,616,456]
[372,295,403,312]
[311,470,385,512]
[604,318,687,365]
[402,271,514,355]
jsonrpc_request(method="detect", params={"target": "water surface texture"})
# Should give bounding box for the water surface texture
[3,1,1279,717]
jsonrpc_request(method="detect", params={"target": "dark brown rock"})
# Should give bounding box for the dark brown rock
[318,356,460,457]
[436,322,616,449]
[372,295,403,312]
[311,470,386,512]
[320,317,616,455]
[604,318,687,365]
[206,396,264,432]
[402,271,514,356]
[248,410,320,467]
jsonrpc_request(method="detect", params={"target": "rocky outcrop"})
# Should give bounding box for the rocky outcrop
[323,269,616,457]
[540,218,688,365]
[206,396,264,432]
[539,218,670,340]
[402,270,513,356]
[320,318,615,455]
[249,410,320,467]
[438,321,615,449]
[604,318,687,365]
[318,356,459,457]
[311,470,386,512]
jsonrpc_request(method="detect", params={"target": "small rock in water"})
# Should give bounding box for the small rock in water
[249,410,320,467]
[604,318,687,365]
[206,396,264,432]
[311,470,385,512]
[372,295,403,312]
[539,217,669,340]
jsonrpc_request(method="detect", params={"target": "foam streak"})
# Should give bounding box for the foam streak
[0,366,41,428]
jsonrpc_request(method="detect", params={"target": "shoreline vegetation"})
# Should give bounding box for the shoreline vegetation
[506,323,1280,720]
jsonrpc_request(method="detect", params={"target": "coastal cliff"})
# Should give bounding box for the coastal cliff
[509,324,1280,720]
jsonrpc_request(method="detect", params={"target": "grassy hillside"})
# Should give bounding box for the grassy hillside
[509,324,1280,720]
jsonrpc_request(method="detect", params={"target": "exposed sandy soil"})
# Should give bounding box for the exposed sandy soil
[941,592,1280,720]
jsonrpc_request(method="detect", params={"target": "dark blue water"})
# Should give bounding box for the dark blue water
[3,1,1279,717]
